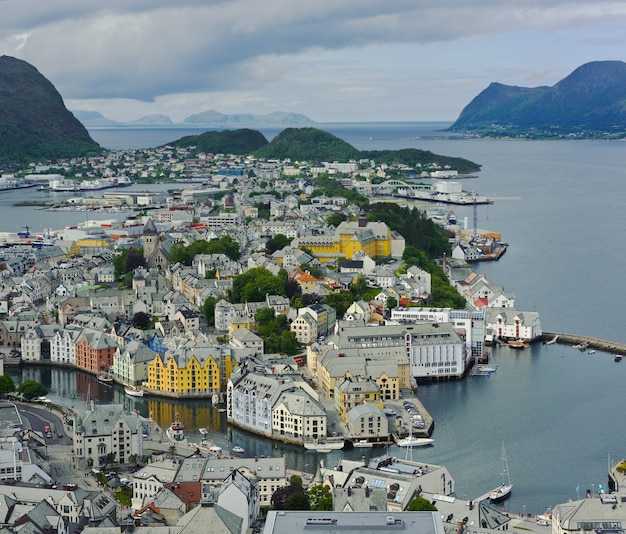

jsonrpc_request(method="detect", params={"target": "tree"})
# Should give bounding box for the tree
[386,296,398,311]
[231,267,286,303]
[308,484,332,511]
[133,311,151,329]
[0,374,15,395]
[202,296,218,326]
[406,496,438,511]
[326,213,345,227]
[18,380,47,400]
[284,492,310,510]
[266,233,293,254]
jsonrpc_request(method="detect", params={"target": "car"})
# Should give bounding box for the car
[537,520,550,527]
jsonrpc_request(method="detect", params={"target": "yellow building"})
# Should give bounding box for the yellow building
[294,216,393,263]
[146,345,238,397]
[334,375,384,421]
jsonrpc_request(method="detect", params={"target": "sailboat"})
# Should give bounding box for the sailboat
[489,442,513,502]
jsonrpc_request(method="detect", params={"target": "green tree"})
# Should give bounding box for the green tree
[202,296,218,326]
[386,296,398,310]
[169,236,241,266]
[308,484,332,511]
[232,267,286,303]
[132,311,151,329]
[406,496,438,511]
[0,374,15,395]
[326,213,345,227]
[266,234,293,254]
[284,491,310,510]
[289,474,303,487]
[18,380,47,400]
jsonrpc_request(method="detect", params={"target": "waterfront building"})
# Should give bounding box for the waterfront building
[320,455,455,512]
[346,403,388,439]
[73,402,142,468]
[552,494,626,534]
[331,321,465,380]
[390,308,486,362]
[227,357,326,445]
[145,345,230,396]
[74,328,119,374]
[334,375,383,420]
[112,340,158,387]
[484,307,543,342]
[315,345,408,399]
[50,327,81,365]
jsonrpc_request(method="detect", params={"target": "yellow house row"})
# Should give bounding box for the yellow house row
[145,346,239,396]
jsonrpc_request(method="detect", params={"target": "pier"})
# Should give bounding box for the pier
[541,332,626,355]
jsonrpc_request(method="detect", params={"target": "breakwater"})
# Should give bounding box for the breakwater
[541,332,626,354]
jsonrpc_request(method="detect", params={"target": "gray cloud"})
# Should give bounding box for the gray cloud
[1,0,625,120]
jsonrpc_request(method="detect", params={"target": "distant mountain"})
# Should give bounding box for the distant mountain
[449,61,626,136]
[0,55,101,164]
[127,114,174,126]
[182,109,315,126]
[73,111,119,127]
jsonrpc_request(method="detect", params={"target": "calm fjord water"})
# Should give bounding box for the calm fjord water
[14,124,626,513]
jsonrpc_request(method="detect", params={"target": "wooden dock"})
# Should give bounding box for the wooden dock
[541,332,626,355]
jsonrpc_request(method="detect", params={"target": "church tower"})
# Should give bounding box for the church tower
[143,218,158,260]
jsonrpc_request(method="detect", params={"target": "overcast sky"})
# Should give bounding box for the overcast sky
[2,1,626,123]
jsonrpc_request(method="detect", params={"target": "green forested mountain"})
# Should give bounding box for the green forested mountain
[254,127,361,162]
[166,128,269,154]
[449,61,626,136]
[0,56,101,165]
[169,126,479,171]
[360,148,481,174]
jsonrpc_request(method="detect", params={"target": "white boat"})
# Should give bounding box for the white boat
[208,443,222,455]
[303,437,345,451]
[166,413,187,443]
[489,442,513,502]
[353,439,374,448]
[396,436,434,447]
[212,394,220,405]
[97,374,113,385]
[587,349,596,354]
[231,445,245,454]
[199,428,208,436]
[124,386,144,397]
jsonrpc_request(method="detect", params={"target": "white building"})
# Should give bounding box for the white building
[73,402,143,468]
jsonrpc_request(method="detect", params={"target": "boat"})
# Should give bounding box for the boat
[615,354,622,362]
[353,439,374,448]
[212,394,220,405]
[124,385,144,397]
[508,339,529,349]
[587,349,596,354]
[97,374,113,385]
[303,437,345,451]
[231,445,245,454]
[166,413,187,442]
[489,442,513,502]
[396,436,434,447]
[199,428,208,436]
[208,442,222,455]
[573,341,589,350]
